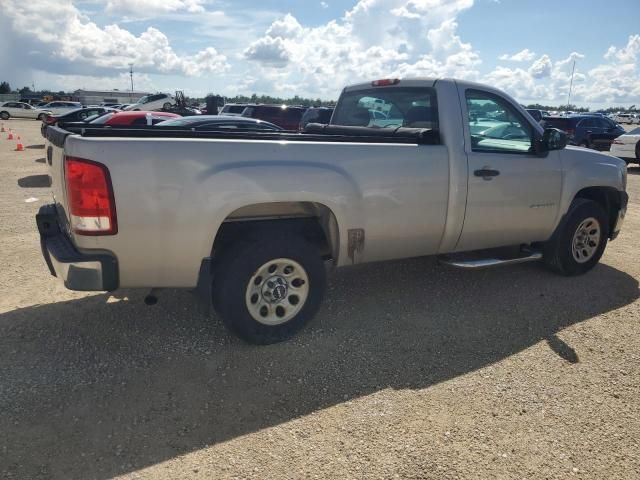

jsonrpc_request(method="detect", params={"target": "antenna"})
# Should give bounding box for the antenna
[566,59,576,111]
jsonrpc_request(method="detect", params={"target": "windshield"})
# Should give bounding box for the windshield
[137,96,150,104]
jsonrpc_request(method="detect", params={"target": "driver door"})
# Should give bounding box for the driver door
[456,89,562,251]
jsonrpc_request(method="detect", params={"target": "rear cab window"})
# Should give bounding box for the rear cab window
[331,87,438,130]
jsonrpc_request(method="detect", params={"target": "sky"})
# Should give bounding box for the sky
[0,0,639,108]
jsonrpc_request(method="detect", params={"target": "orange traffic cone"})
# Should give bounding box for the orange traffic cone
[7,130,14,140]
[16,136,24,151]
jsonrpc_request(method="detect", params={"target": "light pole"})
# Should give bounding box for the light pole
[129,63,134,102]
[566,59,576,112]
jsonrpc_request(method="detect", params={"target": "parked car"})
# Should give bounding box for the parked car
[610,127,640,164]
[38,101,83,115]
[45,107,116,125]
[87,110,180,126]
[124,94,174,112]
[614,113,639,125]
[0,101,51,120]
[242,105,307,130]
[39,77,628,344]
[156,115,282,131]
[40,107,117,137]
[219,104,250,116]
[299,107,334,130]
[542,115,625,150]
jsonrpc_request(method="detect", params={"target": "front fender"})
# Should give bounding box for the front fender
[558,146,626,215]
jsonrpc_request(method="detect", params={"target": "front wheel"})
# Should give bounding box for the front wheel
[37,113,47,121]
[543,199,609,276]
[0,112,10,120]
[212,231,326,344]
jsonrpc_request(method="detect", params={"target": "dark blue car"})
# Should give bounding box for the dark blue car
[543,115,625,151]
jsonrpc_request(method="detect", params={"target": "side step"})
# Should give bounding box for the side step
[439,249,543,269]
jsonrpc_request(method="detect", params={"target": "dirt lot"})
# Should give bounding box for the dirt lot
[0,118,639,480]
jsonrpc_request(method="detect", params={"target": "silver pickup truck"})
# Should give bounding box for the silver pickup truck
[38,78,628,344]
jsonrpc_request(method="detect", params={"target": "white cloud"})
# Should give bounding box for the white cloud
[105,0,206,18]
[320,1,329,8]
[499,48,536,62]
[243,0,478,97]
[2,0,228,77]
[485,42,640,107]
[1,0,639,107]
[528,54,552,79]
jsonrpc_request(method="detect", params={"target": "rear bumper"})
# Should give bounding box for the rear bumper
[36,204,119,291]
[611,191,628,240]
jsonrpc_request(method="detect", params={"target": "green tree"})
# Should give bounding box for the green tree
[0,81,10,94]
[19,86,32,95]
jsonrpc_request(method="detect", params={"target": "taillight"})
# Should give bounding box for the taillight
[372,78,400,87]
[46,116,57,125]
[64,156,117,235]
[565,128,575,137]
[612,139,624,144]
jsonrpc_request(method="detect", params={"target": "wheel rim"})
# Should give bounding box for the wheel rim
[571,217,601,263]
[245,258,310,325]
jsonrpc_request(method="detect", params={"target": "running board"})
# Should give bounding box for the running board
[439,251,543,269]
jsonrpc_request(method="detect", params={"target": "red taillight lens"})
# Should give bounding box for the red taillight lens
[64,157,117,235]
[372,78,400,87]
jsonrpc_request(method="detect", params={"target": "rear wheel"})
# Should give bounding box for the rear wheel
[212,231,326,344]
[0,111,9,120]
[162,102,172,110]
[37,113,46,121]
[543,199,609,276]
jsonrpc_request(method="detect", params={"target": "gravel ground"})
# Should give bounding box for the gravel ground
[0,119,639,480]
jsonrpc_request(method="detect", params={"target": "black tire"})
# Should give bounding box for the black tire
[635,141,640,162]
[0,111,10,120]
[212,231,326,344]
[162,102,172,110]
[37,113,46,121]
[543,198,609,276]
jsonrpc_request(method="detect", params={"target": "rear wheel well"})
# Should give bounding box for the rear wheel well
[574,187,620,236]
[211,202,339,263]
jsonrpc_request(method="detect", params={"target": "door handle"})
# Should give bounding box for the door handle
[474,168,500,180]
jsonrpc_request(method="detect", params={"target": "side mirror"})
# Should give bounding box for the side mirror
[535,128,567,156]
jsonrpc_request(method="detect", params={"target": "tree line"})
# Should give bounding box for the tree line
[1,80,636,112]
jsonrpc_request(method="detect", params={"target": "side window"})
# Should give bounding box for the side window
[466,90,533,154]
[578,118,596,129]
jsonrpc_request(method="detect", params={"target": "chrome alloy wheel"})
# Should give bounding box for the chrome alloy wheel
[571,217,601,264]
[245,258,310,325]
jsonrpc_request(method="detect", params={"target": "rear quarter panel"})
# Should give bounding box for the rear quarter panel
[64,136,449,288]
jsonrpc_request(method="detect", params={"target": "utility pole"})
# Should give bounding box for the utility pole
[129,63,134,102]
[566,59,576,112]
